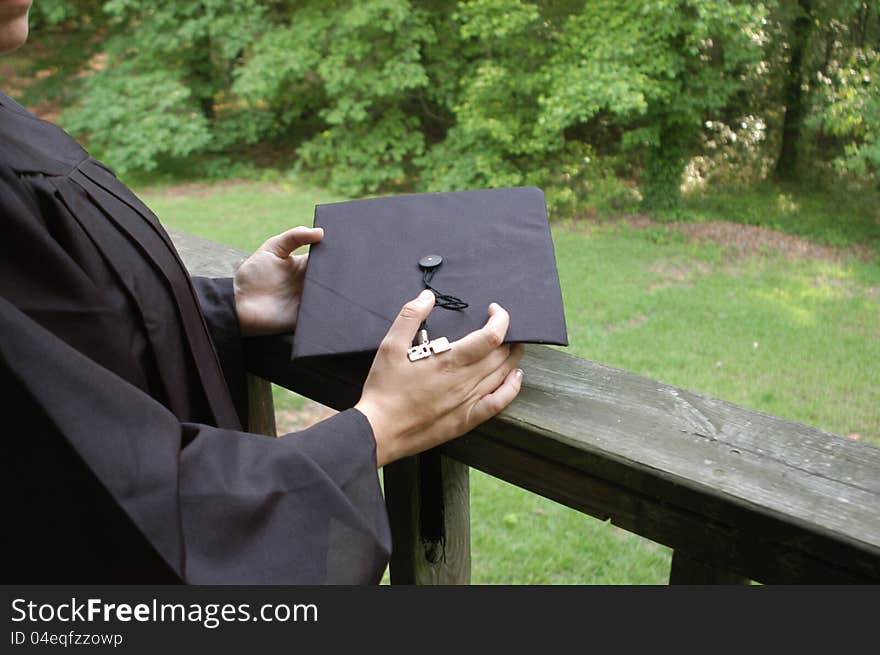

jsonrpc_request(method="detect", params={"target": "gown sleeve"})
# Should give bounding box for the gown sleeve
[0,294,391,584]
[190,275,249,426]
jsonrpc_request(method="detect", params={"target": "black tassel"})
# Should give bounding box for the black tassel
[418,448,446,563]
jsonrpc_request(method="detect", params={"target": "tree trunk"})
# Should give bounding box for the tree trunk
[641,121,690,212]
[189,33,216,122]
[774,0,814,180]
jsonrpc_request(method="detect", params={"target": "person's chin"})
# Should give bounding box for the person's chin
[0,0,33,13]
[0,20,29,55]
[0,0,31,54]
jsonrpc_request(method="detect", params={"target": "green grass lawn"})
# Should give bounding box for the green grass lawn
[140,177,346,252]
[138,177,880,584]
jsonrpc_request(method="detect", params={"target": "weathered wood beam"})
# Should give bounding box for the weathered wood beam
[669,551,750,585]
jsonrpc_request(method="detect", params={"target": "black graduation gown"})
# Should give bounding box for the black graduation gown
[0,90,391,584]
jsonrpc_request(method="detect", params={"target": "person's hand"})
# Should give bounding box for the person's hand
[233,226,323,337]
[355,290,525,467]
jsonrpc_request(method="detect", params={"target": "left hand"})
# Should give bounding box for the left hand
[233,226,324,337]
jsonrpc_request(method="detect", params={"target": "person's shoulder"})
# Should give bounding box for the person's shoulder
[0,91,88,175]
[0,89,35,116]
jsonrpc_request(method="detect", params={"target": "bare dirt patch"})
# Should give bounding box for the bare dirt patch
[673,221,862,261]
[609,214,874,262]
[648,258,712,291]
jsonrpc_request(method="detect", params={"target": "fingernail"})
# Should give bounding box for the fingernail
[489,302,499,311]
[515,368,524,379]
[418,289,434,303]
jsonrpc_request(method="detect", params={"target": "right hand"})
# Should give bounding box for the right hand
[355,290,524,468]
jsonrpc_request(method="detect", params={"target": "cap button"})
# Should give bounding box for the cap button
[419,254,443,269]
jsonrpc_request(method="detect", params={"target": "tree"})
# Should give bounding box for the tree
[237,0,439,194]
[809,1,880,179]
[766,0,880,180]
[420,0,765,211]
[773,0,814,180]
[26,0,878,207]
[58,0,269,172]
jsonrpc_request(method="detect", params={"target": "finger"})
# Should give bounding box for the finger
[261,226,324,259]
[450,302,510,365]
[463,342,511,379]
[471,343,524,398]
[468,367,523,427]
[381,290,435,353]
[289,251,309,270]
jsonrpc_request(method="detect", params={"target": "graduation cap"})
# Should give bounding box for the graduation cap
[292,186,568,361]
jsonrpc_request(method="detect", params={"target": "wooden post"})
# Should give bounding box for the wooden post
[669,550,750,585]
[246,374,276,437]
[383,453,470,584]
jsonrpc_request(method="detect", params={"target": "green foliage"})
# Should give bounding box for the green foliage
[298,109,426,195]
[58,0,269,173]
[26,0,880,209]
[290,0,436,193]
[421,0,764,211]
[760,0,880,179]
[63,64,213,171]
[19,1,107,105]
[815,50,880,177]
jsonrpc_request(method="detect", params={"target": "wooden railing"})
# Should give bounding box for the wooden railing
[172,229,880,584]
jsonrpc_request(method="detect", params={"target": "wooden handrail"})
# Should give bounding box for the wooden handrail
[171,229,880,584]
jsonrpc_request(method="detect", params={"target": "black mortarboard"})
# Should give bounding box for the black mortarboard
[292,186,568,361]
